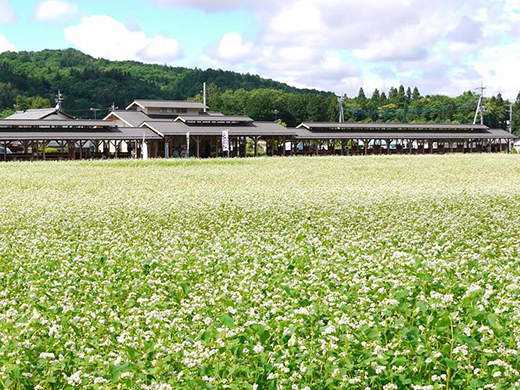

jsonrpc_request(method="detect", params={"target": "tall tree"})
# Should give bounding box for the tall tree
[513,92,520,135]
[412,87,421,101]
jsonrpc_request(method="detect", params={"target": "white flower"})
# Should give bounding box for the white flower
[253,344,264,354]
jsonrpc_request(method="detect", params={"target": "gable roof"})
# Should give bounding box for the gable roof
[7,108,74,120]
[175,115,254,124]
[141,121,294,137]
[103,110,151,127]
[126,100,208,110]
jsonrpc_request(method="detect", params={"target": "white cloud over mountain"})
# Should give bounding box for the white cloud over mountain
[64,15,182,63]
[0,33,16,53]
[34,1,80,23]
[0,0,15,24]
[161,0,520,98]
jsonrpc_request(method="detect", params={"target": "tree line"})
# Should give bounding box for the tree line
[0,49,518,132]
[195,84,520,130]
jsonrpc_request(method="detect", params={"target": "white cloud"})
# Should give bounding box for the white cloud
[200,32,360,92]
[35,1,79,23]
[0,33,16,52]
[0,0,15,23]
[191,0,520,98]
[205,32,254,63]
[64,15,182,63]
[138,35,181,63]
[475,41,520,99]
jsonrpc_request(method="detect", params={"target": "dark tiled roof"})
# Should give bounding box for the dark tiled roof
[298,123,490,131]
[104,111,151,127]
[127,100,207,110]
[142,121,293,136]
[6,108,74,120]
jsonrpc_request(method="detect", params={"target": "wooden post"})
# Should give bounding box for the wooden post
[364,140,369,155]
[3,141,6,161]
[193,136,201,158]
[253,137,258,157]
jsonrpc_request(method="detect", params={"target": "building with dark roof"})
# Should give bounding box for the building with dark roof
[0,98,517,161]
[125,99,208,118]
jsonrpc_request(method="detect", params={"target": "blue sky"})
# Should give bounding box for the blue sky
[0,0,519,98]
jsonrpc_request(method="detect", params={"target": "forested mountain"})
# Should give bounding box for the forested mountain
[0,49,327,119]
[0,49,518,131]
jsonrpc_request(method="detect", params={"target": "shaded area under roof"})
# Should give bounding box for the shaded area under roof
[294,128,516,140]
[175,115,254,124]
[0,127,161,141]
[0,119,112,128]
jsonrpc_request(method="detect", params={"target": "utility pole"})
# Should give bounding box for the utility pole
[90,108,100,119]
[338,95,345,123]
[203,82,207,113]
[473,80,487,125]
[509,103,513,153]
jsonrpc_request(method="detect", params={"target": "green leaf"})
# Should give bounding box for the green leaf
[221,313,234,328]
[487,313,498,328]
[444,358,458,370]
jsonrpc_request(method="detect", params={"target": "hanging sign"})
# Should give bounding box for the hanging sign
[186,132,190,158]
[222,130,229,152]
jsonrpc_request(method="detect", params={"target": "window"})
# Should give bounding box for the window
[176,108,188,113]
[160,108,173,113]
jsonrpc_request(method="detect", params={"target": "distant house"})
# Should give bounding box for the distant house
[125,99,207,118]
[7,107,73,120]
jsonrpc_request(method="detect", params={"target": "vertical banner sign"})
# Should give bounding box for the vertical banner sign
[142,132,148,160]
[165,142,169,159]
[186,132,190,158]
[222,130,229,157]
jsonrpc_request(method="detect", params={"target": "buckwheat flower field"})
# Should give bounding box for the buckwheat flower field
[1,155,520,390]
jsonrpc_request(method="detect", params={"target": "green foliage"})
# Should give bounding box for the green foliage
[14,95,51,111]
[0,49,326,120]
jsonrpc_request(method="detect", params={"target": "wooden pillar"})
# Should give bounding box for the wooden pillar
[72,141,77,160]
[193,136,201,158]
[253,137,258,157]
[364,140,369,155]
[3,141,6,161]
[42,141,48,161]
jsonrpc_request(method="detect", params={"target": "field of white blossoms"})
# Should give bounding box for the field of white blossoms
[1,155,520,390]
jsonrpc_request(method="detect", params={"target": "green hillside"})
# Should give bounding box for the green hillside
[0,49,328,119]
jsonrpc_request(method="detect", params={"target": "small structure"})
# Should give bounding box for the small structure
[125,100,207,118]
